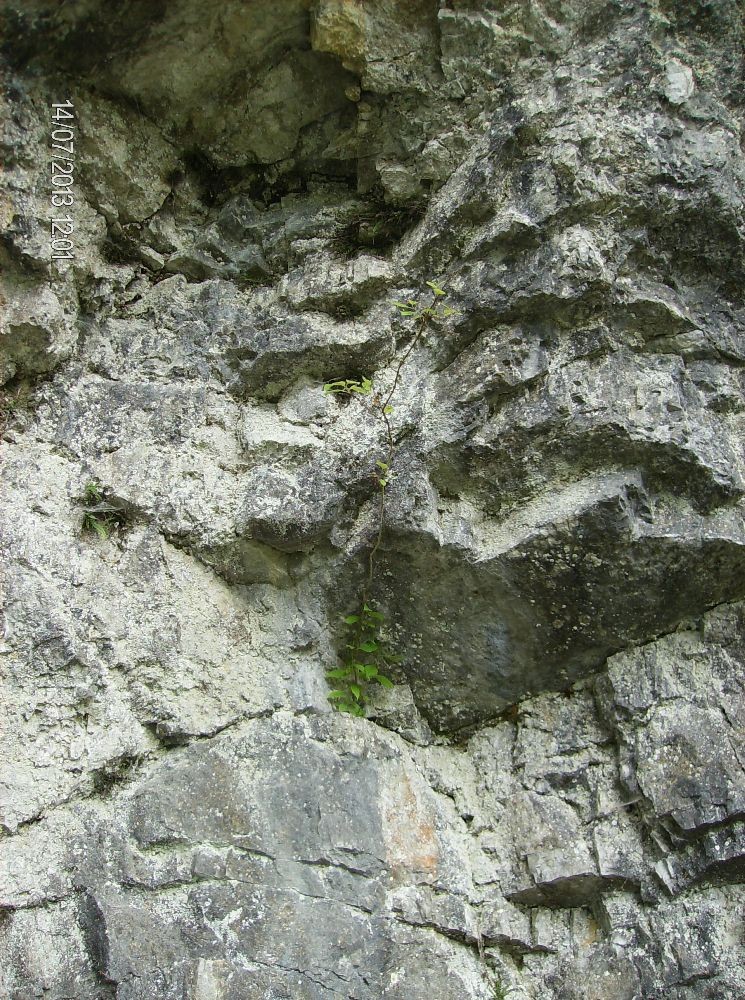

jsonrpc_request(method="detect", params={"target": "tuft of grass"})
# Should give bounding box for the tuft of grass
[80,480,127,540]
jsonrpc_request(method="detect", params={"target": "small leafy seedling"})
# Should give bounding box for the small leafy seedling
[323,376,373,396]
[393,281,458,321]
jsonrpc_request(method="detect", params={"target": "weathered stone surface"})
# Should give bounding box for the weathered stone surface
[598,604,745,839]
[0,279,76,380]
[2,0,745,996]
[1,715,495,999]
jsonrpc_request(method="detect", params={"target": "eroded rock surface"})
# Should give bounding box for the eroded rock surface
[2,0,744,997]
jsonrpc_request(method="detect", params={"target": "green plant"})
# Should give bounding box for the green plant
[392,279,457,320]
[322,376,373,396]
[326,603,398,716]
[80,480,125,540]
[322,280,455,714]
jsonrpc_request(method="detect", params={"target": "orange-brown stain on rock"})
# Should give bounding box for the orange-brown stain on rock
[381,767,439,884]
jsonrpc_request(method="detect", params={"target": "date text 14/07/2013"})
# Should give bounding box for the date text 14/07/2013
[51,100,75,262]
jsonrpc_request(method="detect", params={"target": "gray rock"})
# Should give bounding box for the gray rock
[0,281,77,382]
[3,0,745,996]
[663,59,696,105]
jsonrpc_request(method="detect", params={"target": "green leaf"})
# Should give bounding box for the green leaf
[327,690,347,700]
[426,280,446,296]
[360,664,379,680]
[85,516,109,540]
[84,481,103,502]
[375,460,389,470]
[384,405,394,415]
[358,640,378,653]
[350,684,362,700]
[343,614,359,624]
[326,667,352,680]
[94,520,110,540]
[377,675,394,688]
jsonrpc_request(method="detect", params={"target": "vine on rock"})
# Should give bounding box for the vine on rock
[322,280,455,716]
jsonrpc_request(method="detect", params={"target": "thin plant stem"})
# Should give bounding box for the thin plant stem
[361,295,437,605]
[323,283,451,713]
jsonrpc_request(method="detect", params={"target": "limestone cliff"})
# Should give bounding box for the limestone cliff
[2,1,745,997]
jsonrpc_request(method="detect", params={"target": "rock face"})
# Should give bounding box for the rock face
[2,1,745,997]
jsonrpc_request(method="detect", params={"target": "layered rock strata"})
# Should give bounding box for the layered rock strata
[2,1,744,996]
